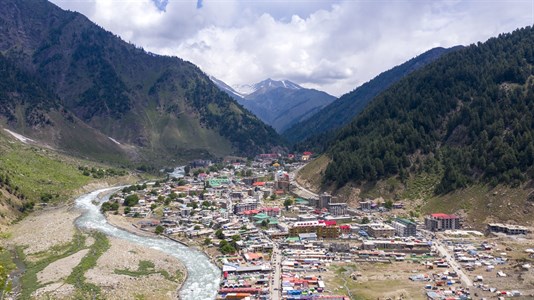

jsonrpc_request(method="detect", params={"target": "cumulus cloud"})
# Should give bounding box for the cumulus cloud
[51,0,533,96]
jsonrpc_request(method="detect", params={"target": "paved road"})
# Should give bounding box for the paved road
[270,245,282,300]
[433,240,473,287]
[290,165,319,199]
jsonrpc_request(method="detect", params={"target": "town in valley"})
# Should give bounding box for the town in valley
[103,154,534,300]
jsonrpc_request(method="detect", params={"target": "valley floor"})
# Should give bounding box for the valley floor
[1,198,186,299]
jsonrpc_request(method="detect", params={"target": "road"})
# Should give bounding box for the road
[270,244,282,300]
[433,240,473,287]
[289,165,319,199]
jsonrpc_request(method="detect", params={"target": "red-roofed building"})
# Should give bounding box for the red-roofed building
[425,213,460,231]
[301,151,312,161]
[339,225,351,234]
[318,220,337,226]
[260,207,280,217]
[242,209,260,216]
[252,181,265,187]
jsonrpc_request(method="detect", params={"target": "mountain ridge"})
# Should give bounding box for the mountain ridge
[211,77,336,133]
[0,0,281,165]
[307,26,534,195]
[283,46,463,144]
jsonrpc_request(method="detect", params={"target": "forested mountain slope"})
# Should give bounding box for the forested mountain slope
[0,0,280,165]
[283,47,461,144]
[319,26,534,193]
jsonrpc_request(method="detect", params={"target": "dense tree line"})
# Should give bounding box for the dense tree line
[0,54,57,127]
[284,46,460,144]
[324,26,534,193]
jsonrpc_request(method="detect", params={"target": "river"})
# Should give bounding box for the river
[74,187,221,300]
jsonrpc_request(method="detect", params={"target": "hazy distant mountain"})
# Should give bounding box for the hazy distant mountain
[0,0,280,165]
[211,77,336,133]
[283,46,463,143]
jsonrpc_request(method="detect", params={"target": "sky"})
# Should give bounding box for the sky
[51,0,534,96]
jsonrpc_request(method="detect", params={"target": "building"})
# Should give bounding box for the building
[424,213,460,231]
[234,199,259,214]
[359,200,372,210]
[328,202,347,216]
[391,218,417,237]
[208,177,231,188]
[318,193,332,209]
[180,206,192,217]
[366,223,395,238]
[487,223,529,235]
[289,221,340,239]
[361,240,431,252]
[261,207,281,217]
[298,232,318,241]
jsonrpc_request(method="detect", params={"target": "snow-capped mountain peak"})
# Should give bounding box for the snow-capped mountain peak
[252,78,302,93]
[209,76,303,98]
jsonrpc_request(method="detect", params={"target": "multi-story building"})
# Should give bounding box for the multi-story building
[288,221,340,239]
[328,202,348,216]
[391,218,417,237]
[359,200,372,210]
[318,192,334,209]
[364,223,395,238]
[487,223,528,235]
[424,213,460,231]
[233,199,259,214]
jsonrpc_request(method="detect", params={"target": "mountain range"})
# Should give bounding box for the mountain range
[211,77,336,133]
[283,46,463,144]
[0,0,280,166]
[303,26,534,197]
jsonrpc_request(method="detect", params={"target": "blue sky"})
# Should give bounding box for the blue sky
[51,0,534,96]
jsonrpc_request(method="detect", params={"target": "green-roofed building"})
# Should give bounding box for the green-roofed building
[295,198,309,205]
[285,236,300,243]
[208,177,231,188]
[391,218,417,237]
[252,213,270,221]
[255,216,278,228]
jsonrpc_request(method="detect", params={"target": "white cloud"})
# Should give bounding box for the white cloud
[51,0,534,96]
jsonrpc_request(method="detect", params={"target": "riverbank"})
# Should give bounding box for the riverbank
[2,184,189,299]
[105,213,223,278]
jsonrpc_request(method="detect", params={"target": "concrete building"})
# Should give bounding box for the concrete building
[289,221,340,239]
[318,193,332,209]
[424,213,460,231]
[365,223,395,238]
[234,199,259,214]
[359,200,372,210]
[180,206,192,217]
[391,218,417,237]
[328,202,348,216]
[487,223,528,235]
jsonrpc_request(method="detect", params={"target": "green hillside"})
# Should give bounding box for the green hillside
[283,47,461,145]
[317,26,534,194]
[0,0,280,166]
[0,130,136,227]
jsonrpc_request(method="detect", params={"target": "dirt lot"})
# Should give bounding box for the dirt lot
[323,260,429,300]
[453,234,534,298]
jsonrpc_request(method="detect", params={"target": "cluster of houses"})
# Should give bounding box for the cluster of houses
[106,153,532,300]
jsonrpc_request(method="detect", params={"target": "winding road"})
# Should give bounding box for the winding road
[290,165,319,199]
